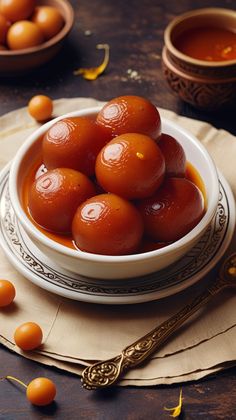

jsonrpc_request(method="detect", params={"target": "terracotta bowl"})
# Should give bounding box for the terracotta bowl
[0,0,74,76]
[162,8,236,110]
[8,106,219,280]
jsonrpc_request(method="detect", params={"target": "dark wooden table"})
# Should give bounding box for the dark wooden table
[0,1,236,418]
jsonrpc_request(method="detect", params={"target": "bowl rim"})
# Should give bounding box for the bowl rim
[0,0,74,56]
[162,46,236,83]
[9,106,220,263]
[164,7,236,68]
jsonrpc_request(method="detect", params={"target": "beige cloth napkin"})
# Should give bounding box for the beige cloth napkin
[0,97,236,386]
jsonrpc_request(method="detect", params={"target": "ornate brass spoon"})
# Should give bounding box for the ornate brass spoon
[81,253,236,390]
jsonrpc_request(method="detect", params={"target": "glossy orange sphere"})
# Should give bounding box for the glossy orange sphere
[32,6,64,40]
[26,377,56,406]
[28,95,53,122]
[0,0,35,22]
[138,177,204,242]
[0,279,15,307]
[95,133,165,199]
[72,193,144,255]
[158,133,186,177]
[96,95,161,139]
[7,20,44,50]
[28,168,96,233]
[42,117,109,176]
[14,322,43,351]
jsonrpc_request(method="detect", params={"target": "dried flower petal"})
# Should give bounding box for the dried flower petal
[74,44,110,80]
[164,389,183,418]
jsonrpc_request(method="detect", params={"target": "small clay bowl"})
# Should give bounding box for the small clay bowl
[162,8,236,110]
[0,0,74,76]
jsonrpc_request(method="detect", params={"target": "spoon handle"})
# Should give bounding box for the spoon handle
[82,275,229,390]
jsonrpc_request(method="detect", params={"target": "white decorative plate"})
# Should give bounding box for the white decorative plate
[0,164,235,304]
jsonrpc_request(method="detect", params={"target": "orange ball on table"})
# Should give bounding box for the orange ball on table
[96,95,161,140]
[14,322,43,351]
[28,95,53,122]
[42,117,110,177]
[7,20,44,50]
[28,168,96,233]
[0,0,35,22]
[95,133,165,199]
[0,279,15,307]
[32,6,64,40]
[26,377,56,406]
[72,193,144,255]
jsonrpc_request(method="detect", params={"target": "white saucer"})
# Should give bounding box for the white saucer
[0,164,235,304]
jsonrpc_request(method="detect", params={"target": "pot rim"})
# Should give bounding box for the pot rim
[162,47,236,83]
[164,7,236,68]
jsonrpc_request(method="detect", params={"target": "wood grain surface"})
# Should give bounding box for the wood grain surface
[0,0,236,419]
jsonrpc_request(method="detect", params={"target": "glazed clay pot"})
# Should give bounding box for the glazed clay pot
[162,8,236,110]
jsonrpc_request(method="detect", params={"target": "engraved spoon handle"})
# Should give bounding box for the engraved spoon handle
[81,289,214,389]
[82,273,231,390]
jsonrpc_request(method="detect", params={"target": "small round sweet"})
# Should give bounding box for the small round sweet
[28,168,96,233]
[32,6,64,40]
[14,322,43,351]
[72,193,144,255]
[0,0,35,22]
[95,133,165,199]
[158,133,186,177]
[26,377,56,406]
[0,13,10,45]
[42,117,109,176]
[96,95,161,139]
[0,279,15,307]
[7,21,44,50]
[28,95,53,122]
[138,177,205,242]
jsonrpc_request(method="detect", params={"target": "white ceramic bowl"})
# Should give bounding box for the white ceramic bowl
[9,106,219,279]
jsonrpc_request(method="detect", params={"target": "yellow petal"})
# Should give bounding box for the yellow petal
[164,389,183,418]
[74,44,110,80]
